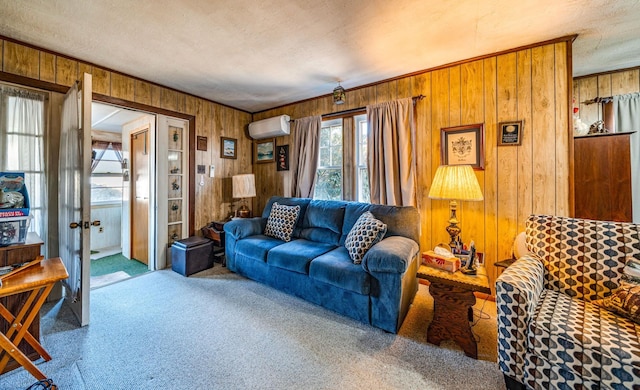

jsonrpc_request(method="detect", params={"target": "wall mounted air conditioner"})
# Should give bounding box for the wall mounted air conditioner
[248,115,290,139]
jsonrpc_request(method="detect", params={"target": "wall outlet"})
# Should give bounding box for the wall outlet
[197,165,206,174]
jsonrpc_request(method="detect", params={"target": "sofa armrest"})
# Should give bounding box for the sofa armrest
[361,236,419,274]
[495,254,545,382]
[224,217,266,240]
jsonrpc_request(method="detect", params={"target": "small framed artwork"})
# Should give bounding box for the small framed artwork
[255,138,275,163]
[441,123,485,170]
[220,137,237,159]
[197,136,208,151]
[497,121,523,146]
[276,144,289,171]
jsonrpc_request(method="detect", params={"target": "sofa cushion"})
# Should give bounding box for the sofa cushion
[262,197,311,238]
[264,202,300,242]
[267,239,336,274]
[309,247,371,295]
[593,282,640,324]
[235,235,284,262]
[341,203,420,244]
[528,289,640,382]
[299,200,346,245]
[345,211,387,264]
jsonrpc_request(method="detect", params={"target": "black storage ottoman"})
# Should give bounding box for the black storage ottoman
[171,236,213,276]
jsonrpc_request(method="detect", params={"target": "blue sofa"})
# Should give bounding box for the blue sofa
[224,196,421,333]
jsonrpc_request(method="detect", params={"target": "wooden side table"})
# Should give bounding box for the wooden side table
[201,221,226,266]
[417,264,491,359]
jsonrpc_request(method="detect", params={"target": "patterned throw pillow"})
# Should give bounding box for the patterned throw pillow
[264,202,300,242]
[345,211,387,264]
[623,257,640,283]
[593,281,640,324]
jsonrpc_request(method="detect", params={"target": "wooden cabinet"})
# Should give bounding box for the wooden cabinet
[0,232,44,373]
[574,132,635,222]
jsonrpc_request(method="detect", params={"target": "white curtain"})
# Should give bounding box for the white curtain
[59,82,81,300]
[366,97,417,206]
[0,85,47,243]
[289,116,321,198]
[613,92,640,132]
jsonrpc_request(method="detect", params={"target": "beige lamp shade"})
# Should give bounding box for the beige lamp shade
[428,165,483,201]
[232,174,256,198]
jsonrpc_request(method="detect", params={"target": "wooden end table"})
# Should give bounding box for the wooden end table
[201,221,226,266]
[417,264,491,359]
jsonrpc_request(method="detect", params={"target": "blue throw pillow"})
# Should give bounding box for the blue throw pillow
[344,211,387,264]
[264,202,301,242]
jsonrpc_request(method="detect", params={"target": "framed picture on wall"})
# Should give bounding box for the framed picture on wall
[440,123,485,170]
[220,137,237,159]
[197,136,208,151]
[255,138,275,163]
[497,120,523,146]
[276,144,289,171]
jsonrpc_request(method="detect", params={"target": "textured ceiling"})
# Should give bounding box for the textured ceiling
[1,0,639,113]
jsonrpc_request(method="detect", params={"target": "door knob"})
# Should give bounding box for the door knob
[91,220,101,226]
[69,222,81,229]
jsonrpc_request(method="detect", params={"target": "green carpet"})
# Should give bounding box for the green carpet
[90,253,148,277]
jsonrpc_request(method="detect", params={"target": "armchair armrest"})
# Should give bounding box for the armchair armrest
[495,254,545,382]
[224,217,266,240]
[361,236,419,274]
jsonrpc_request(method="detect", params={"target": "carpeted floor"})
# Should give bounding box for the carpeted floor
[1,266,505,390]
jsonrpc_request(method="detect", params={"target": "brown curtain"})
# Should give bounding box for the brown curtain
[289,116,321,198]
[366,97,416,206]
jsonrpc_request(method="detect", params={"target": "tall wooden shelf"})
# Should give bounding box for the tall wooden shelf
[574,132,636,222]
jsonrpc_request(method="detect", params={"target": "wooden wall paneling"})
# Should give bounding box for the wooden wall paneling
[482,56,499,283]
[516,49,534,233]
[611,69,640,95]
[3,41,39,79]
[449,66,462,127]
[430,68,450,248]
[39,52,56,83]
[134,80,152,106]
[200,101,214,225]
[317,96,333,117]
[111,73,135,101]
[0,40,3,70]
[460,60,485,257]
[554,42,570,215]
[495,53,519,272]
[375,81,395,104]
[77,62,92,80]
[597,73,612,98]
[397,77,412,99]
[531,44,557,214]
[55,56,77,87]
[412,73,432,251]
[92,67,110,96]
[577,75,598,128]
[150,84,162,108]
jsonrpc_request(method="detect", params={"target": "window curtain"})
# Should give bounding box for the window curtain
[91,141,124,172]
[288,116,321,198]
[366,97,417,206]
[613,92,640,132]
[0,85,47,243]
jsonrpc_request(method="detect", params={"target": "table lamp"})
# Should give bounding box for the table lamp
[232,174,256,218]
[428,165,483,251]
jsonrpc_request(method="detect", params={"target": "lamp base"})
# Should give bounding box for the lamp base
[236,205,251,218]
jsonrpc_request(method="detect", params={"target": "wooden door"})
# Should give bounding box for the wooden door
[131,129,150,264]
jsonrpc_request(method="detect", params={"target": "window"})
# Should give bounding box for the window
[0,85,47,241]
[314,119,343,200]
[91,145,124,204]
[314,114,369,202]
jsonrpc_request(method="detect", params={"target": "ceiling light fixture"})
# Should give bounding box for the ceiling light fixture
[333,83,346,105]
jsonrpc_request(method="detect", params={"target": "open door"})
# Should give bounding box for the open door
[59,73,92,326]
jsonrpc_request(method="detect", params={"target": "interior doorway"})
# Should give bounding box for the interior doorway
[130,129,150,265]
[89,102,155,288]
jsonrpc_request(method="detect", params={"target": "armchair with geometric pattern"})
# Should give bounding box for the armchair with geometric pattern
[496,214,640,390]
